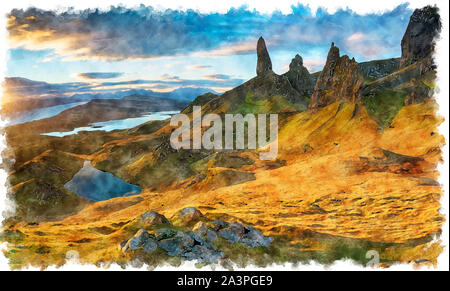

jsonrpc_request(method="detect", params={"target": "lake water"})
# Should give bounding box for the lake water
[42,110,179,137]
[6,102,88,125]
[65,161,141,202]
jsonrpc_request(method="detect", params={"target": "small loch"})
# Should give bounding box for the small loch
[65,161,141,202]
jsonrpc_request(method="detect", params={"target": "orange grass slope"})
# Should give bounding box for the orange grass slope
[5,101,445,268]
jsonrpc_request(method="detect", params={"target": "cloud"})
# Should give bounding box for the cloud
[303,58,326,73]
[203,74,232,81]
[7,4,412,61]
[186,65,212,70]
[76,72,123,80]
[343,32,390,59]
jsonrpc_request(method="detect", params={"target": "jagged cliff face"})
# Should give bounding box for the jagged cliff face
[399,6,441,70]
[309,43,362,109]
[358,58,400,81]
[283,54,314,99]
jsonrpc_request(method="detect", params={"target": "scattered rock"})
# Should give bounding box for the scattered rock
[120,216,273,263]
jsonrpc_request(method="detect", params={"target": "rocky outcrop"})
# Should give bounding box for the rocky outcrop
[309,43,362,109]
[120,208,273,263]
[256,37,272,76]
[283,54,315,98]
[399,6,441,71]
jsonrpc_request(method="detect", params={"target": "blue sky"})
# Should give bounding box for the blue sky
[5,3,412,98]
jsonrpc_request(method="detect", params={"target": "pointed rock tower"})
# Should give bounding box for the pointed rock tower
[283,54,314,99]
[309,43,362,109]
[256,37,272,76]
[399,5,441,70]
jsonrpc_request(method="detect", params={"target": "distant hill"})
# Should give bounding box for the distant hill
[1,76,216,117]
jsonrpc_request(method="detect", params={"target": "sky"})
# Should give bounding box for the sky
[4,3,413,100]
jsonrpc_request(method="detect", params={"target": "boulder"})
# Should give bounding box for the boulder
[121,229,158,254]
[192,221,208,236]
[138,211,171,228]
[193,221,218,243]
[217,222,273,248]
[173,207,204,224]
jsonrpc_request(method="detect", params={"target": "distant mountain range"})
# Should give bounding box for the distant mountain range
[1,77,216,117]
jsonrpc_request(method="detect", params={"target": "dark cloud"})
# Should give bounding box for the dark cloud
[8,4,413,61]
[76,72,123,80]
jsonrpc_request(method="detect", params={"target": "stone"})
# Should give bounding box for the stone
[183,245,224,264]
[205,229,218,243]
[138,211,171,227]
[256,37,272,76]
[176,207,204,223]
[283,54,314,98]
[192,221,208,236]
[218,222,245,243]
[158,230,223,263]
[158,232,195,256]
[121,229,157,254]
[217,222,272,248]
[193,221,218,243]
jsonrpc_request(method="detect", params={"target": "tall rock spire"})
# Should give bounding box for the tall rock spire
[309,43,362,109]
[256,37,272,76]
[399,5,441,70]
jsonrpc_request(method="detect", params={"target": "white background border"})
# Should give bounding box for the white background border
[0,0,448,271]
